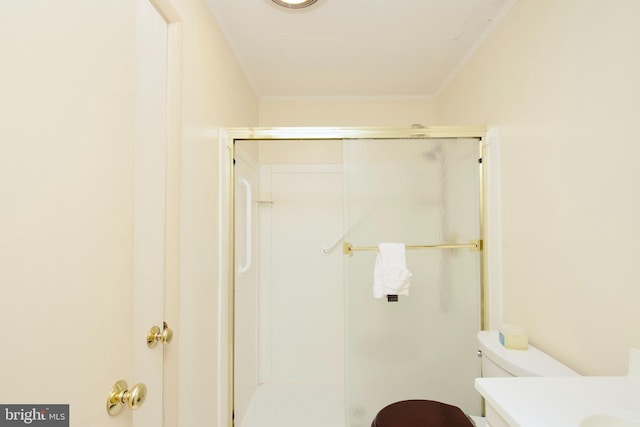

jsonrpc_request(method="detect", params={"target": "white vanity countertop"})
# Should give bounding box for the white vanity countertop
[475,376,640,427]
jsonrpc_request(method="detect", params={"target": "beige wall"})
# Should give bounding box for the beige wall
[436,0,640,375]
[170,0,258,425]
[0,1,258,426]
[259,97,436,127]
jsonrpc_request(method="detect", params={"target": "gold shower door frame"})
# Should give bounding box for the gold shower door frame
[219,126,488,427]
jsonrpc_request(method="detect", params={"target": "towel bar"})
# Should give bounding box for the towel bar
[342,240,482,256]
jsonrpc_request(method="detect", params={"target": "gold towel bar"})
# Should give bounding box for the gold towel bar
[342,240,482,256]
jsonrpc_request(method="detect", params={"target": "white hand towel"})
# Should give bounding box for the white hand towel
[373,243,413,299]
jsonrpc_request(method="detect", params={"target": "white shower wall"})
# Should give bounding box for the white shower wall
[234,148,259,425]
[235,140,345,426]
[258,163,345,385]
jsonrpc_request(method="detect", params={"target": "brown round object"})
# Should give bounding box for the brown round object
[371,400,474,427]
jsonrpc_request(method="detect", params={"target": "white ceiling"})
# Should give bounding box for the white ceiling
[206,0,516,98]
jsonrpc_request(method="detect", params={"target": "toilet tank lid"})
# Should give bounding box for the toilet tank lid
[478,331,579,377]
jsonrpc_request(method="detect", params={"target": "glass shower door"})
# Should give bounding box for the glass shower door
[343,138,482,427]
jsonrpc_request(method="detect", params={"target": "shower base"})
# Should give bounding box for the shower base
[240,383,345,427]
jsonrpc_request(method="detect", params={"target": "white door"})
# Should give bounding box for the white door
[0,1,177,426]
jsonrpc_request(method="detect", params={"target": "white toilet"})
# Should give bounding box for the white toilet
[470,330,579,426]
[370,330,579,427]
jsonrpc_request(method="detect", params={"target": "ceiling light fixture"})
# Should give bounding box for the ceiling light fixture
[271,0,319,9]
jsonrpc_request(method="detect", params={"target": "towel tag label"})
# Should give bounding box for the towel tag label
[386,295,399,302]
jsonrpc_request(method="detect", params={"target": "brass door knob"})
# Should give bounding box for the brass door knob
[147,321,173,349]
[106,380,147,416]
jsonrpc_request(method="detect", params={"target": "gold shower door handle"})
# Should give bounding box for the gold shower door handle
[147,321,174,348]
[106,380,147,415]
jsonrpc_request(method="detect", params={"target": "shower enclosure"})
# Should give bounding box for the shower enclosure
[230,129,484,427]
